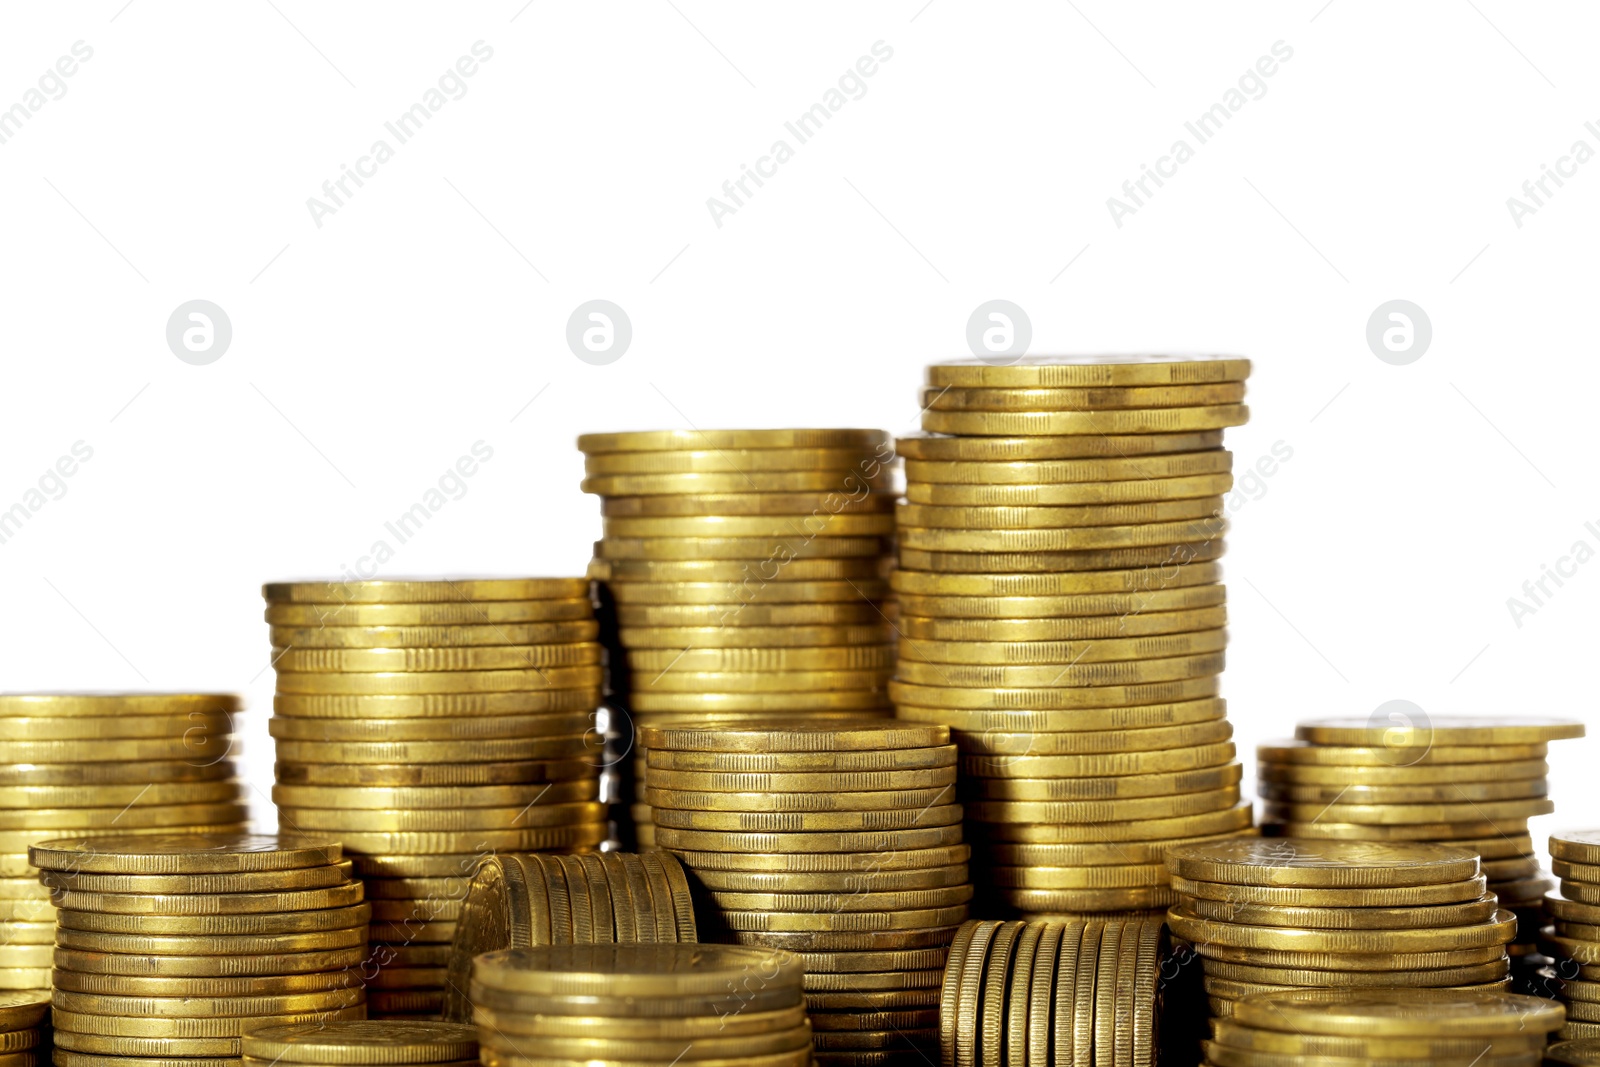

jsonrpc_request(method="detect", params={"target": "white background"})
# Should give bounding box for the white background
[0,2,1594,852]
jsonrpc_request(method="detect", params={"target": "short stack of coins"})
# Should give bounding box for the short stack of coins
[441,851,697,1022]
[577,428,899,847]
[889,356,1253,916]
[470,943,811,1066]
[30,834,367,1063]
[940,917,1171,1067]
[263,577,607,1018]
[1538,830,1600,1040]
[1165,838,1515,1018]
[1201,987,1562,1067]
[0,994,48,1067]
[241,1020,477,1067]
[1260,715,1584,976]
[641,718,968,1065]
[0,692,247,991]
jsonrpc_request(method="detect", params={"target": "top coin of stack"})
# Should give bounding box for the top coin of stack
[1538,830,1600,1040]
[1165,837,1515,1018]
[263,578,607,1018]
[0,993,49,1067]
[471,943,811,1067]
[0,692,247,991]
[1260,714,1583,975]
[577,429,899,845]
[1201,987,1562,1067]
[30,834,367,1061]
[241,1019,477,1067]
[891,356,1253,916]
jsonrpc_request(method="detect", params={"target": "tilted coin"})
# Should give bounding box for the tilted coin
[28,834,339,874]
[1166,838,1480,887]
[40,861,353,893]
[48,881,363,915]
[54,902,370,935]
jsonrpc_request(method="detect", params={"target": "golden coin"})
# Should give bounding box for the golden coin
[330,825,604,854]
[889,677,1220,711]
[648,744,956,772]
[896,521,1226,553]
[1201,957,1509,987]
[273,665,602,695]
[0,737,230,763]
[1259,798,1553,824]
[268,619,598,648]
[1167,838,1480,888]
[627,691,890,713]
[897,429,1227,463]
[895,607,1227,642]
[41,861,353,894]
[898,543,1226,576]
[1256,758,1548,784]
[965,765,1242,800]
[52,944,366,977]
[1069,919,1101,1065]
[272,644,601,673]
[53,986,364,1018]
[265,599,592,626]
[29,834,339,874]
[891,565,1223,597]
[1263,819,1527,842]
[0,693,238,718]
[1004,886,1177,913]
[967,785,1240,824]
[1259,738,1552,766]
[903,451,1232,485]
[472,943,800,999]
[1551,832,1600,866]
[578,428,889,453]
[240,1020,476,1063]
[979,834,1247,868]
[1187,894,1500,930]
[894,652,1225,688]
[629,668,891,693]
[617,624,890,649]
[607,579,889,604]
[963,731,1233,768]
[602,514,894,538]
[271,782,593,810]
[605,531,888,560]
[897,698,1228,737]
[582,470,893,495]
[614,603,883,627]
[0,760,232,788]
[0,713,231,741]
[1295,716,1585,746]
[644,785,957,813]
[925,356,1250,389]
[921,405,1249,436]
[668,843,969,873]
[1228,987,1564,1037]
[273,690,601,718]
[56,903,370,937]
[583,445,884,474]
[903,473,1235,508]
[1545,1041,1600,1066]
[653,824,965,854]
[623,645,896,673]
[898,498,1224,532]
[1209,1018,1545,1058]
[986,865,1168,890]
[690,865,969,893]
[599,492,894,517]
[268,713,594,742]
[1555,859,1600,882]
[897,586,1224,619]
[471,1002,807,1039]
[0,781,240,808]
[702,885,970,915]
[52,1007,366,1039]
[1169,874,1489,907]
[1167,907,1516,952]
[642,720,946,753]
[0,993,46,1032]
[274,758,589,787]
[49,879,362,916]
[278,801,602,833]
[980,804,1254,844]
[652,806,962,833]
[272,736,595,764]
[54,926,367,960]
[263,578,586,603]
[1262,779,1547,804]
[0,801,245,831]
[643,765,955,792]
[923,382,1247,411]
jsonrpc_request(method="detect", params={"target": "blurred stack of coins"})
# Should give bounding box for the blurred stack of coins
[1260,715,1583,979]
[1200,987,1562,1067]
[642,719,968,1065]
[890,356,1253,916]
[577,428,899,847]
[470,944,811,1066]
[0,994,47,1067]
[441,851,697,1022]
[0,692,246,991]
[263,578,607,1018]
[1538,831,1600,1040]
[940,917,1170,1067]
[1165,838,1515,1018]
[30,835,367,1062]
[241,1019,477,1067]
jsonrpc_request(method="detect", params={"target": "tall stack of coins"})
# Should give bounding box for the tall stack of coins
[1538,831,1600,1040]
[0,693,246,991]
[1201,988,1562,1067]
[470,944,811,1066]
[30,835,367,1062]
[1261,715,1583,974]
[578,429,898,846]
[890,356,1252,916]
[440,851,697,1022]
[939,917,1172,1067]
[1165,838,1515,1017]
[263,578,607,1018]
[0,994,48,1067]
[241,1020,477,1067]
[642,719,968,1065]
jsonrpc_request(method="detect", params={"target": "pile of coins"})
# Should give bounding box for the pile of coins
[0,692,246,991]
[442,851,697,1022]
[1165,838,1515,1017]
[578,428,898,846]
[1260,715,1583,971]
[470,943,811,1066]
[642,719,968,1064]
[1539,830,1600,1039]
[1201,987,1562,1067]
[890,356,1253,915]
[30,835,367,1061]
[940,917,1170,1067]
[0,994,47,1067]
[241,1020,477,1067]
[263,577,607,1017]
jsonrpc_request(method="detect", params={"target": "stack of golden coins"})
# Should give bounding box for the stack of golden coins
[241,1019,477,1067]
[0,994,48,1067]
[30,834,367,1062]
[1165,838,1515,1018]
[1260,715,1584,976]
[890,356,1252,916]
[1201,987,1563,1067]
[641,718,967,1065]
[1538,830,1600,1040]
[263,578,607,1018]
[440,851,697,1022]
[0,692,247,992]
[939,917,1171,1067]
[470,943,811,1066]
[578,428,899,847]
